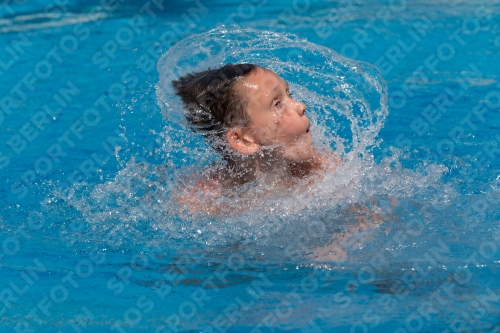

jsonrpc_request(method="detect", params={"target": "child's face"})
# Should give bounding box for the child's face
[238,68,314,161]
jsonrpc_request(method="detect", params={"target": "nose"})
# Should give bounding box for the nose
[296,100,306,116]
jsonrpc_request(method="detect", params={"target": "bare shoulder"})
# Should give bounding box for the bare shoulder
[174,170,224,214]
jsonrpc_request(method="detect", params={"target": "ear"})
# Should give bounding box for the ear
[226,128,259,155]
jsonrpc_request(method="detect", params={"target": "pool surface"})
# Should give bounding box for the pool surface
[1,0,500,332]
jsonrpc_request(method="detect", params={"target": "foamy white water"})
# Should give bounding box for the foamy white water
[44,27,465,262]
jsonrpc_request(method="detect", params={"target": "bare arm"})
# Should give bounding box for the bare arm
[311,196,398,262]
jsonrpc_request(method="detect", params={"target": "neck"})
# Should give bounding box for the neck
[225,151,308,186]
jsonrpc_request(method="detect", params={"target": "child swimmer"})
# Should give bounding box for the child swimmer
[172,63,341,214]
[171,63,397,261]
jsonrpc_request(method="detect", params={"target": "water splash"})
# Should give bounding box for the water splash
[42,27,465,263]
[157,26,388,156]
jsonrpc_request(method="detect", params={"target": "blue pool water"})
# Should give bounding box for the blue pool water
[1,0,500,332]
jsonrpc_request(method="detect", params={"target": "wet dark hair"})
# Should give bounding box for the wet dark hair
[172,63,258,136]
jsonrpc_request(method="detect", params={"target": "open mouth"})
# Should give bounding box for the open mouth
[306,126,311,133]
